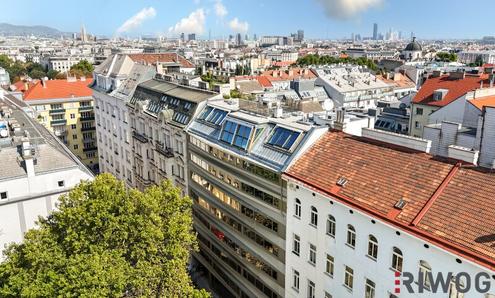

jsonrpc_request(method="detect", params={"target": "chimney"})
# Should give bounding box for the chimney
[24,82,29,91]
[288,69,294,76]
[272,71,278,78]
[21,137,35,177]
[333,108,346,131]
[449,70,465,80]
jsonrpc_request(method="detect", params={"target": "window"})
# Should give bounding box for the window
[74,145,78,150]
[295,198,301,218]
[365,279,376,298]
[326,254,334,276]
[58,180,65,187]
[310,206,318,226]
[0,192,7,200]
[392,247,403,272]
[72,134,77,140]
[206,108,227,125]
[367,235,378,260]
[344,266,354,290]
[70,113,75,119]
[326,215,336,237]
[292,269,300,291]
[346,225,356,248]
[415,121,421,129]
[293,234,300,256]
[309,244,316,265]
[71,124,77,129]
[267,127,300,150]
[233,124,252,150]
[419,260,432,290]
[416,107,423,115]
[307,280,315,298]
[220,120,237,144]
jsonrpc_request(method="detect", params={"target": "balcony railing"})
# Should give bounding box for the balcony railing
[132,131,148,143]
[50,119,67,126]
[83,146,98,152]
[78,106,94,112]
[80,115,95,121]
[81,126,96,131]
[49,108,66,115]
[156,144,174,158]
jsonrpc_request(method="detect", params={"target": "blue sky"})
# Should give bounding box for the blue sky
[0,0,493,39]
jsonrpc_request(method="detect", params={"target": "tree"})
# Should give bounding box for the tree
[47,69,60,80]
[0,174,209,298]
[436,52,458,62]
[70,59,94,77]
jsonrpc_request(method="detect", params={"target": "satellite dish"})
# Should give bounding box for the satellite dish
[0,129,8,138]
[322,99,334,111]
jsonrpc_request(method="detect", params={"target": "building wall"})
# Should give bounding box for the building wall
[0,167,92,258]
[284,179,495,298]
[429,96,467,127]
[30,97,98,172]
[409,104,439,137]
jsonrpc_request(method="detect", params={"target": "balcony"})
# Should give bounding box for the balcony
[78,106,94,112]
[80,115,95,121]
[83,146,98,152]
[132,131,148,143]
[49,108,66,115]
[54,129,68,136]
[50,119,67,126]
[156,144,174,158]
[81,126,96,132]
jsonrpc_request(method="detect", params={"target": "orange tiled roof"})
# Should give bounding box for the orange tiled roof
[23,79,93,101]
[413,74,489,107]
[12,80,38,93]
[469,95,495,110]
[261,68,316,82]
[127,53,194,68]
[285,131,495,270]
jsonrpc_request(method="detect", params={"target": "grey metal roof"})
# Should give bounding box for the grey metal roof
[138,79,215,103]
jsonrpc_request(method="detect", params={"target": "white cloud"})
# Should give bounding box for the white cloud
[316,0,383,20]
[116,7,156,34]
[228,18,249,34]
[168,9,206,35]
[214,0,228,18]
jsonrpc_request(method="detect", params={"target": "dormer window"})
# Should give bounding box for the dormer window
[220,120,253,150]
[201,108,228,125]
[267,127,301,150]
[433,89,448,101]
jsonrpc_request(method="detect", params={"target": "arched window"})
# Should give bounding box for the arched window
[367,235,378,260]
[419,260,432,289]
[326,215,336,237]
[310,206,318,226]
[346,225,356,248]
[392,247,403,272]
[294,198,301,218]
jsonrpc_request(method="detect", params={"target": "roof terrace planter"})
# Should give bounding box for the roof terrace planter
[132,131,148,143]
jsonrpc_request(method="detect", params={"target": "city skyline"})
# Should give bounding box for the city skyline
[0,0,494,40]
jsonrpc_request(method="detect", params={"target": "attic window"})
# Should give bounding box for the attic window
[433,89,448,101]
[394,198,407,210]
[58,180,65,187]
[267,127,300,150]
[0,192,7,200]
[336,177,348,187]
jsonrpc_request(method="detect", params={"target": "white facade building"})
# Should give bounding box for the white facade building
[0,93,93,257]
[283,130,495,298]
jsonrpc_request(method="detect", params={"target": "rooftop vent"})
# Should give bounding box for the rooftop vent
[336,177,348,187]
[394,198,407,210]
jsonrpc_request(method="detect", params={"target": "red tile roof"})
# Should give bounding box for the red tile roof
[260,68,316,82]
[257,76,273,88]
[413,74,489,107]
[285,131,495,270]
[127,53,194,68]
[12,80,38,93]
[23,79,93,101]
[469,95,495,110]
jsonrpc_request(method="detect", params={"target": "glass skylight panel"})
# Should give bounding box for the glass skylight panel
[220,120,237,144]
[199,106,213,120]
[233,125,252,150]
[184,102,192,111]
[207,109,227,125]
[267,127,301,150]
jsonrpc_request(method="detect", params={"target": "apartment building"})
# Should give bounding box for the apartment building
[409,71,491,138]
[0,93,93,258]
[187,99,327,298]
[92,53,195,186]
[41,56,96,73]
[284,129,495,298]
[22,77,98,172]
[314,66,395,109]
[127,78,219,193]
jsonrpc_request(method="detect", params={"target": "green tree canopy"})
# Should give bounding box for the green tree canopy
[295,54,379,72]
[0,174,209,298]
[70,59,94,77]
[435,52,458,62]
[47,69,60,80]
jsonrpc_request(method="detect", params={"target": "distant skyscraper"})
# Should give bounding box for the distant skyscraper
[373,23,378,40]
[188,33,196,41]
[180,33,185,42]
[235,33,242,46]
[297,29,304,42]
[80,25,87,42]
